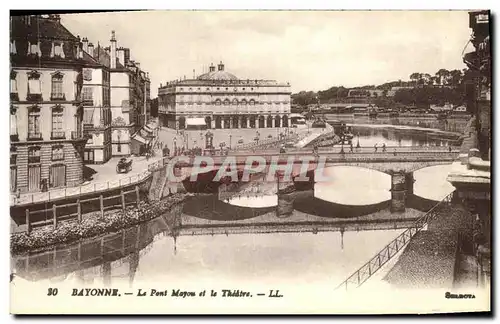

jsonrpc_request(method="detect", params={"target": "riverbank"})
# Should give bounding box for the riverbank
[11,193,192,255]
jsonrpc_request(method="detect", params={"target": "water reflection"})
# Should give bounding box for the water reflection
[11,125,458,287]
[353,125,459,147]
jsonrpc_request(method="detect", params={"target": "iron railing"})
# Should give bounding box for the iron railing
[335,191,454,291]
[11,156,171,206]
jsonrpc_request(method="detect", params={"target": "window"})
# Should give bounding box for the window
[249,99,255,105]
[215,99,221,105]
[28,106,41,139]
[206,88,210,91]
[51,106,64,138]
[51,72,64,100]
[82,87,93,103]
[27,41,41,56]
[10,40,16,54]
[241,99,247,105]
[225,88,228,90]
[10,105,18,137]
[10,70,17,93]
[28,146,41,164]
[224,99,230,106]
[52,145,64,161]
[232,99,238,105]
[10,146,17,165]
[198,88,201,91]
[216,88,220,90]
[27,70,41,96]
[51,42,65,58]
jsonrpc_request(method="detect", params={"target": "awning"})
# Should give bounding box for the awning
[186,118,206,126]
[131,132,151,145]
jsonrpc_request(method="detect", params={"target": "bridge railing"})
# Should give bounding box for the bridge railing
[334,191,454,291]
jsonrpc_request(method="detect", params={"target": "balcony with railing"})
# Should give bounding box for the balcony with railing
[28,156,41,164]
[26,93,43,102]
[27,132,43,141]
[51,131,66,140]
[50,92,66,101]
[71,131,88,140]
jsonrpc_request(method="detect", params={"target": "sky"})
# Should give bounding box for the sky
[61,10,472,97]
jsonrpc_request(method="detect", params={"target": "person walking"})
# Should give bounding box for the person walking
[382,143,386,153]
[349,143,354,153]
[374,143,378,152]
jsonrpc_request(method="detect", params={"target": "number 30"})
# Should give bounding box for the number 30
[47,288,58,296]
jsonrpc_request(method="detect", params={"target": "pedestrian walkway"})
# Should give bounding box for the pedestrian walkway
[11,147,164,206]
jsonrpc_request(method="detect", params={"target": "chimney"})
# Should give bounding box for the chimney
[88,43,94,57]
[117,47,125,66]
[218,61,224,71]
[110,30,117,69]
[82,37,88,52]
[123,48,130,65]
[209,63,215,72]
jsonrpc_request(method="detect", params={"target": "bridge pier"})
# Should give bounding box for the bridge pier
[390,171,414,212]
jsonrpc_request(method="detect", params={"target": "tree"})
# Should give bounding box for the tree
[449,69,463,87]
[409,72,422,87]
[435,69,450,86]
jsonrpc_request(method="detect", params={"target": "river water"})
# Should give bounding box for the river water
[12,125,459,290]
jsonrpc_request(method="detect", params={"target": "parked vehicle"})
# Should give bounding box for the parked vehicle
[116,157,133,174]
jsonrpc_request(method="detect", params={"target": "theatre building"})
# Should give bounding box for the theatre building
[158,62,291,130]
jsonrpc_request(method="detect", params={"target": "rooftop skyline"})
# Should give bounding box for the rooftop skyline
[61,10,471,97]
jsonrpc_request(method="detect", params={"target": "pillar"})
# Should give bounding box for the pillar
[100,194,104,218]
[52,204,57,229]
[135,185,140,206]
[121,190,126,210]
[405,172,414,195]
[25,208,31,234]
[77,199,82,222]
[390,171,406,212]
[246,117,250,128]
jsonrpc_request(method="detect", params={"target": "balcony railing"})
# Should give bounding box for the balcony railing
[28,156,41,164]
[26,93,43,102]
[51,131,66,139]
[27,132,43,141]
[50,93,66,101]
[82,99,94,106]
[10,134,19,142]
[71,131,86,140]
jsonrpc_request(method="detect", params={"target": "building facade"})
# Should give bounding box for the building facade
[80,39,112,164]
[10,15,88,193]
[80,31,151,157]
[158,62,291,129]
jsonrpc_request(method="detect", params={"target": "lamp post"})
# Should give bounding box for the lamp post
[356,132,360,149]
[229,134,232,150]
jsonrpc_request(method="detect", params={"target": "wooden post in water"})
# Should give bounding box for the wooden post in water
[25,209,31,234]
[121,190,126,210]
[77,199,82,222]
[100,194,104,218]
[135,185,140,206]
[52,204,57,229]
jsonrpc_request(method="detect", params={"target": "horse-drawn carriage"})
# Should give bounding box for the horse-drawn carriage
[116,157,133,174]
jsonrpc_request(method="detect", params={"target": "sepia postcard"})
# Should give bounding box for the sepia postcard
[9,10,491,315]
